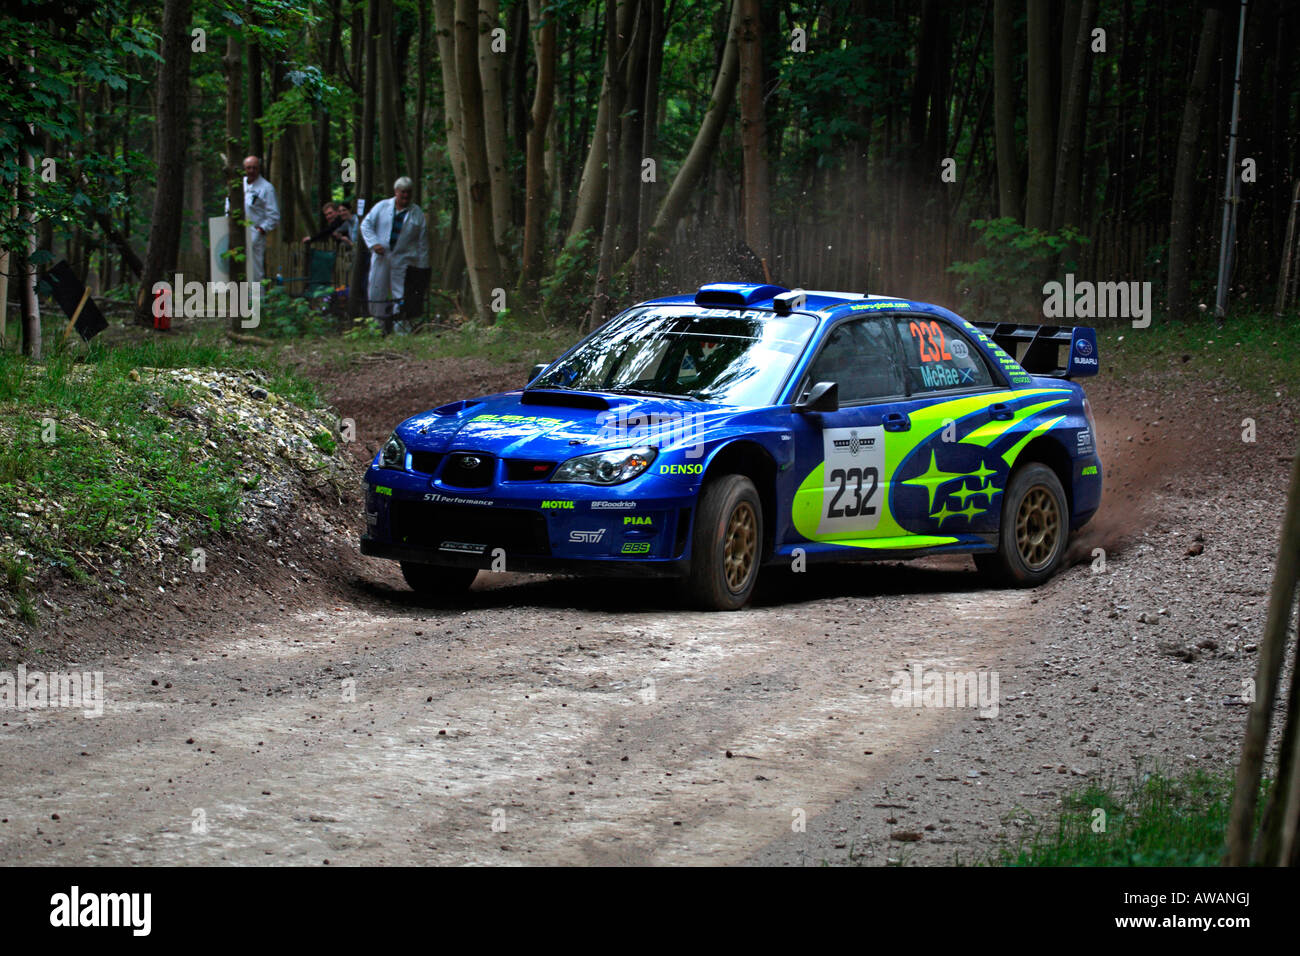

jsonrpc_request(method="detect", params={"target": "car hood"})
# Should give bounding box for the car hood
[395,390,746,458]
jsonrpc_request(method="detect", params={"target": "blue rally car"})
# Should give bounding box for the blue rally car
[361,283,1102,610]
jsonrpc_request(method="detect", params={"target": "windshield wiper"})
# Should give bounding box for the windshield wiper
[605,386,699,402]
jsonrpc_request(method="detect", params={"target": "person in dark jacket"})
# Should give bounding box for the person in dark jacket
[302,201,341,245]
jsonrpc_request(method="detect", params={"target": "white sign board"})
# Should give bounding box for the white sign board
[208,216,230,282]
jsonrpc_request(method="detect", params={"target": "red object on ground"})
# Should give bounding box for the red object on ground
[153,289,171,330]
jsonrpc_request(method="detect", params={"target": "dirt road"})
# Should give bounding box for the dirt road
[1,355,1290,865]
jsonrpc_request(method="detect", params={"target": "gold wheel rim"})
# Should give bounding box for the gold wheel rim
[1015,485,1060,571]
[723,501,758,592]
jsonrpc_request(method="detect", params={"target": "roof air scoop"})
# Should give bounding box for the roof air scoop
[693,282,788,307]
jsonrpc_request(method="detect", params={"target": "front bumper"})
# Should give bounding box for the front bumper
[360,536,691,577]
[362,464,696,572]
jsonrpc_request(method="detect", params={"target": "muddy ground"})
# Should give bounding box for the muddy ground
[1,346,1294,865]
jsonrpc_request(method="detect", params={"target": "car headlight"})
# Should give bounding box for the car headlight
[551,446,657,485]
[380,432,406,469]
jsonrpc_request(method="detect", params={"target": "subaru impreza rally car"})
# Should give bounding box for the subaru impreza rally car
[361,283,1102,610]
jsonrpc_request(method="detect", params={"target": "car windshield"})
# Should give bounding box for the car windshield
[532,306,818,406]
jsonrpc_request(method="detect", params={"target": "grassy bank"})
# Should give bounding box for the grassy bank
[993,770,1255,866]
[1100,311,1300,403]
[0,334,327,625]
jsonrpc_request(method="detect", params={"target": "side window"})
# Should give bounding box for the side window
[804,317,904,404]
[894,316,992,393]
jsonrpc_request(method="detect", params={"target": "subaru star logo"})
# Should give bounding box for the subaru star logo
[460,455,482,468]
[1075,338,1094,357]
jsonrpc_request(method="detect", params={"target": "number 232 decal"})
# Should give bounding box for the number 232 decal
[827,467,878,518]
[819,426,886,535]
[909,320,952,363]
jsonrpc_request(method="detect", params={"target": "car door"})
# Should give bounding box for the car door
[883,313,1007,540]
[786,315,910,547]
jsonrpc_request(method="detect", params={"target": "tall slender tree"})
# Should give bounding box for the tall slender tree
[135,0,194,327]
[1168,6,1220,317]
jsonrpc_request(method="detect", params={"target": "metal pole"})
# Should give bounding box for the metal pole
[1214,0,1249,321]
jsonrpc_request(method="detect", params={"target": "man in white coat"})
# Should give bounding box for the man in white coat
[240,155,279,281]
[360,176,428,324]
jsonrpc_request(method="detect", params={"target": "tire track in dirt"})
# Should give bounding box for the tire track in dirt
[0,568,1038,865]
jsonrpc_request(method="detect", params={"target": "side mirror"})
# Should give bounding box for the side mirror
[795,381,838,413]
[526,362,548,387]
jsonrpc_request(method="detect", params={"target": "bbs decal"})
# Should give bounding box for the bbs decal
[819,426,885,535]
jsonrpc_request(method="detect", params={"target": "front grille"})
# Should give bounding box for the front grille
[441,453,495,487]
[390,501,551,556]
[504,459,557,481]
[409,451,443,475]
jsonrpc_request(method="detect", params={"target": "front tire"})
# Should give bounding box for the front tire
[685,475,763,610]
[400,561,477,600]
[976,462,1069,587]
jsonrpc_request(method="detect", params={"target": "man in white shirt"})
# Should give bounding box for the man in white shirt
[359,176,428,323]
[241,155,279,281]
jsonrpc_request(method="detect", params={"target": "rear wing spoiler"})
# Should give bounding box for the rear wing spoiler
[971,323,1098,379]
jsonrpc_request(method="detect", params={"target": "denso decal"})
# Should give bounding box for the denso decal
[659,463,703,475]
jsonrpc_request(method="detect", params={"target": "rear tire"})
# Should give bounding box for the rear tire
[399,562,477,600]
[976,462,1069,587]
[685,475,763,610]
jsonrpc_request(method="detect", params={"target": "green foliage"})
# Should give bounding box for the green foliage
[258,286,336,338]
[993,770,1254,867]
[948,218,1089,321]
[774,15,907,162]
[540,230,596,323]
[259,66,352,142]
[0,1,155,256]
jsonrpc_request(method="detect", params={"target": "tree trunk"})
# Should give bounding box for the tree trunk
[434,0,471,294]
[318,0,343,208]
[350,1,364,166]
[1024,0,1054,231]
[479,0,512,256]
[566,0,622,244]
[522,0,557,288]
[638,0,742,261]
[187,110,206,274]
[225,34,246,290]
[377,0,398,192]
[1168,7,1220,317]
[508,0,530,215]
[247,42,264,159]
[635,0,665,281]
[135,0,194,327]
[738,0,770,265]
[348,0,379,317]
[1050,0,1095,233]
[616,0,650,262]
[590,0,629,328]
[414,0,429,205]
[19,145,40,359]
[454,0,503,321]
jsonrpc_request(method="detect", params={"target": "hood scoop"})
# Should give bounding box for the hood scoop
[519,389,612,410]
